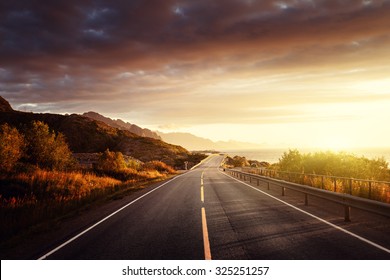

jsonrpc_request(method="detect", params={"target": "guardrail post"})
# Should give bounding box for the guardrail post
[349,179,353,195]
[368,181,372,199]
[344,206,351,222]
[230,168,390,218]
[321,176,324,189]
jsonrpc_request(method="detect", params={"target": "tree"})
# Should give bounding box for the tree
[365,157,388,181]
[24,121,74,170]
[0,123,25,172]
[277,149,390,181]
[278,149,303,172]
[96,149,127,171]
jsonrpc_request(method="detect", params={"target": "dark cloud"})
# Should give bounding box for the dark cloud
[1,0,390,114]
[2,0,389,60]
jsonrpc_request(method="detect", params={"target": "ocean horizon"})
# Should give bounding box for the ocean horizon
[222,147,390,164]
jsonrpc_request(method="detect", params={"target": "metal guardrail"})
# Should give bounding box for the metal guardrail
[241,167,390,204]
[226,169,390,222]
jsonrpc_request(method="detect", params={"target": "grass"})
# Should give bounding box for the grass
[236,149,390,203]
[243,167,390,203]
[0,166,175,245]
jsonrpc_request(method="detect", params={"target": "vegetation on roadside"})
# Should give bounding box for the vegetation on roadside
[225,149,390,203]
[0,97,207,248]
[0,121,180,243]
[225,149,389,181]
[0,123,25,173]
[276,149,389,181]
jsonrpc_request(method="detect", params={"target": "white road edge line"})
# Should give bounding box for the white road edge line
[220,170,390,254]
[38,170,195,260]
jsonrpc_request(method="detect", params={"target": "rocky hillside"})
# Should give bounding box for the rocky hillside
[0,96,192,168]
[83,111,161,140]
[0,96,14,112]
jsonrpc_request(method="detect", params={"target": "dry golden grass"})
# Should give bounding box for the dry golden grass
[0,167,171,242]
[15,169,121,199]
[244,167,390,203]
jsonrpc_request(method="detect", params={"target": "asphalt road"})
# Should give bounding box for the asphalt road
[41,155,390,259]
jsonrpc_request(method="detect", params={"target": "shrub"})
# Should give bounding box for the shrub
[95,149,127,171]
[278,149,303,172]
[0,124,25,173]
[125,158,142,170]
[277,149,390,181]
[24,121,75,170]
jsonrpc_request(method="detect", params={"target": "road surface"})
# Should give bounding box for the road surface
[39,155,390,259]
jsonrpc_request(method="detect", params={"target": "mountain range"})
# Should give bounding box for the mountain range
[82,111,161,140]
[1,96,263,158]
[79,111,263,151]
[157,132,265,151]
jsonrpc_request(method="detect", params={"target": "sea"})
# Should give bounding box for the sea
[221,147,390,164]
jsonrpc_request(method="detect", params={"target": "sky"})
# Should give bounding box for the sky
[1,0,390,149]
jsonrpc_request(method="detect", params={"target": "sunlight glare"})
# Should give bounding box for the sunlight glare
[313,135,353,151]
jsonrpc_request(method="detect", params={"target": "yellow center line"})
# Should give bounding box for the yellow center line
[201,171,204,202]
[201,207,212,260]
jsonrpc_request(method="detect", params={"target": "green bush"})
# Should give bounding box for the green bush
[278,149,303,172]
[277,149,389,181]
